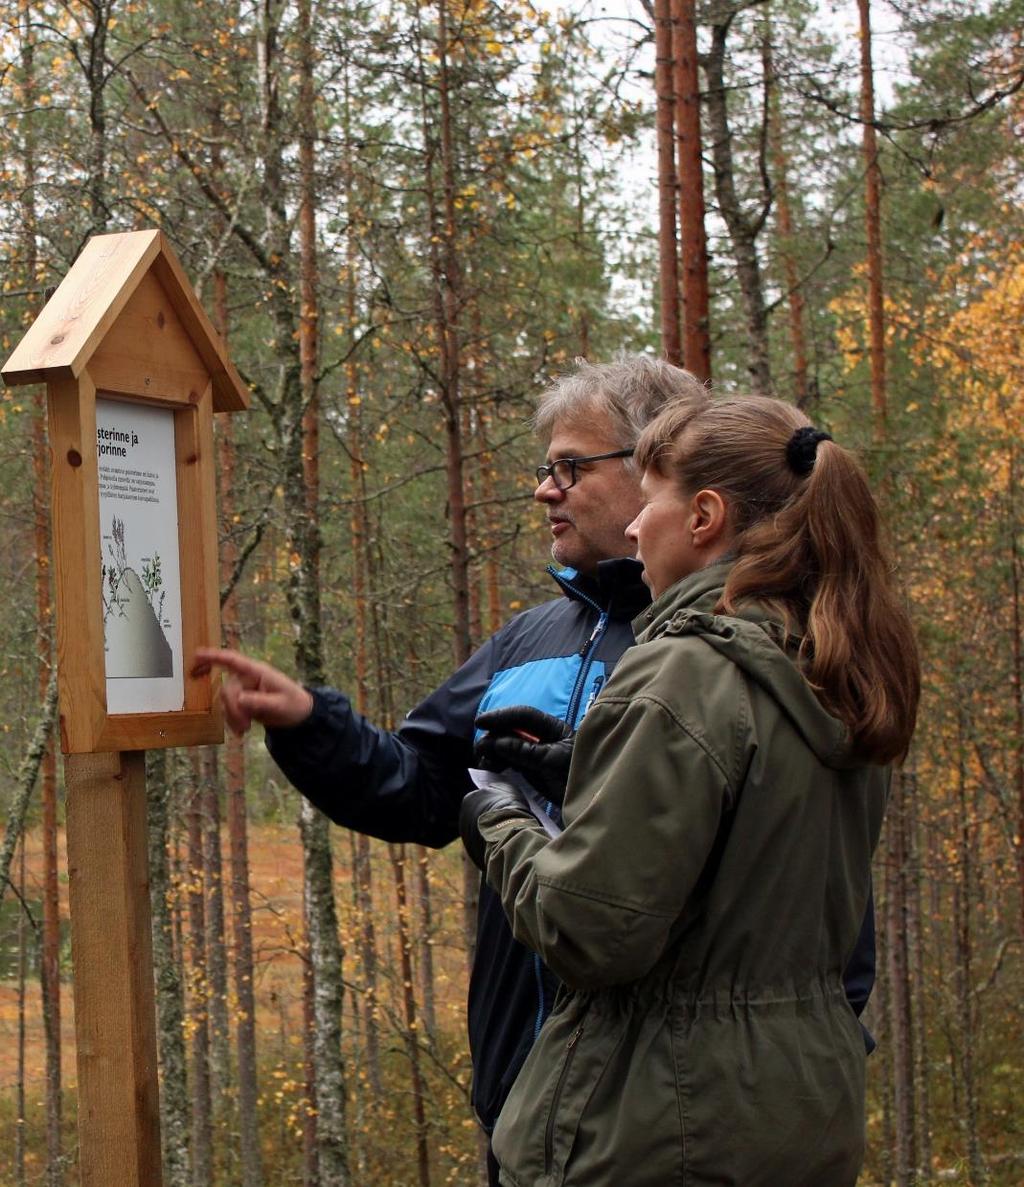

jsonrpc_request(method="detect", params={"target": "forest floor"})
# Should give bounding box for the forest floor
[0,824,1018,1185]
[0,821,468,1095]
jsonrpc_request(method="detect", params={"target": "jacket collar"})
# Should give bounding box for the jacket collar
[633,559,734,638]
[548,557,651,621]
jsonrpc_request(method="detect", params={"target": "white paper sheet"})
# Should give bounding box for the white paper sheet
[468,768,563,839]
[97,396,184,714]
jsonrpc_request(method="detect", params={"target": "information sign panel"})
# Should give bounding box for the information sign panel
[96,396,185,714]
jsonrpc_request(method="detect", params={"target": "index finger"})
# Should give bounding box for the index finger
[190,647,265,681]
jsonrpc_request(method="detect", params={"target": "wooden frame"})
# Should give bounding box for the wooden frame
[3,229,248,753]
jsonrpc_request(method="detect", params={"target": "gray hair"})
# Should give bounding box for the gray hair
[534,354,709,448]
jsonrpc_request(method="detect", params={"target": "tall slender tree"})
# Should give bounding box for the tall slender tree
[703,2,772,391]
[654,0,682,365]
[672,0,712,380]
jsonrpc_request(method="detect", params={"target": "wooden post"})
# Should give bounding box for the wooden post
[65,750,163,1186]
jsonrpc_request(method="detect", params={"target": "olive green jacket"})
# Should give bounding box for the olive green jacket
[478,561,888,1187]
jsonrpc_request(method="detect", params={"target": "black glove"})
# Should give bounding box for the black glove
[474,705,574,807]
[459,781,532,871]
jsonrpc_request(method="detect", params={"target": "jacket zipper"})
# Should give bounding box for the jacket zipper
[566,610,608,726]
[546,564,609,727]
[544,1023,584,1175]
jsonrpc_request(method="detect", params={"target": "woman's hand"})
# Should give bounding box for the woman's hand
[474,705,574,805]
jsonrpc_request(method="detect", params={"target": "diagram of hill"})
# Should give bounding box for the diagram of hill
[104,567,173,677]
[102,515,173,679]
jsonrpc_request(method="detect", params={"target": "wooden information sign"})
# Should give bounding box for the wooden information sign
[2,229,249,1187]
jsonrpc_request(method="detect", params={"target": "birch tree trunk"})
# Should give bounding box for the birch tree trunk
[0,671,57,904]
[22,5,64,1171]
[344,268,383,1105]
[292,2,349,1179]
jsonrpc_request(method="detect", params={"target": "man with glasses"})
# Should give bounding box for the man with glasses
[192,356,874,1183]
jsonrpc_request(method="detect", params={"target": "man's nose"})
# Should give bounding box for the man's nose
[534,475,563,503]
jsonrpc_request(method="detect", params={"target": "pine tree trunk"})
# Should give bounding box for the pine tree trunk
[671,0,711,381]
[147,749,190,1187]
[953,736,987,1183]
[474,414,502,636]
[353,834,382,1094]
[704,9,770,393]
[464,405,483,649]
[85,0,109,232]
[434,0,472,669]
[15,838,28,1187]
[905,765,932,1181]
[654,0,682,365]
[213,268,264,1187]
[227,722,263,1187]
[201,751,231,1147]
[390,844,432,1187]
[415,846,438,1038]
[1008,447,1024,938]
[419,0,478,973]
[414,0,479,977]
[877,893,895,1187]
[763,26,809,408]
[857,0,887,436]
[186,760,213,1187]
[886,773,917,1186]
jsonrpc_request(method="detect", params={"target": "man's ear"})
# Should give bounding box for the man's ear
[690,489,729,551]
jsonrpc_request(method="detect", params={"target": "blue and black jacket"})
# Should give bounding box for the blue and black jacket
[266,557,876,1131]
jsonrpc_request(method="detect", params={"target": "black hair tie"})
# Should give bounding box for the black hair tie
[786,426,833,476]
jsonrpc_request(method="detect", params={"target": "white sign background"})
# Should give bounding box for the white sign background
[96,397,184,714]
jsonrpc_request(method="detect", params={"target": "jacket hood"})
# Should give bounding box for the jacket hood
[634,561,855,769]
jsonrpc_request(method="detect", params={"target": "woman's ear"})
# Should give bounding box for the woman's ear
[689,489,730,552]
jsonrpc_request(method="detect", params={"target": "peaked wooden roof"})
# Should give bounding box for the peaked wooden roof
[2,229,249,412]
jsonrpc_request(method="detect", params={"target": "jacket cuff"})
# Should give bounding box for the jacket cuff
[265,686,351,761]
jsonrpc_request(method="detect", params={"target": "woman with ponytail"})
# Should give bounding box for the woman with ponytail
[461,395,920,1187]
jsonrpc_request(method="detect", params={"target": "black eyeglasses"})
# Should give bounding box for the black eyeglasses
[535,448,634,491]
